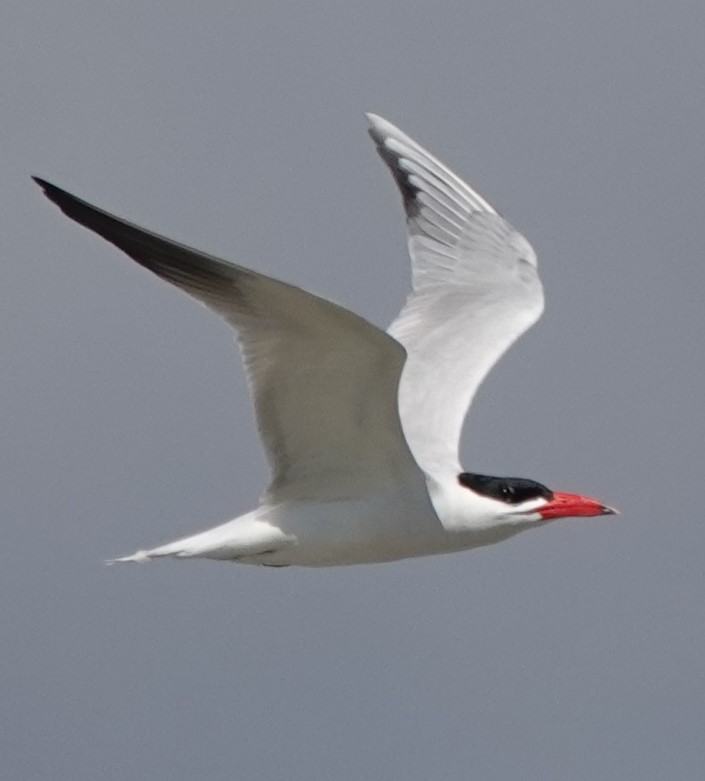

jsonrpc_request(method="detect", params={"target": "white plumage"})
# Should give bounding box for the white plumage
[34,114,613,568]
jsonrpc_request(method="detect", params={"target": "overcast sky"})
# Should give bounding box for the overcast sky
[3,2,705,779]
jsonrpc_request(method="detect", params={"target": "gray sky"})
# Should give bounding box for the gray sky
[3,2,704,779]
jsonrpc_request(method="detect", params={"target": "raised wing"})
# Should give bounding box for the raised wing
[367,115,544,477]
[34,177,421,501]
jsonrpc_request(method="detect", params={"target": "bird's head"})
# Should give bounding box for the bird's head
[456,472,617,526]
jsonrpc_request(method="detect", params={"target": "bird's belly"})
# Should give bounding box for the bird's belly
[254,496,521,567]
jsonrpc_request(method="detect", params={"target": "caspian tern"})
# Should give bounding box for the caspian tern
[34,114,615,567]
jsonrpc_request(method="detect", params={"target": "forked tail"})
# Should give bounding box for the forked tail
[104,513,292,565]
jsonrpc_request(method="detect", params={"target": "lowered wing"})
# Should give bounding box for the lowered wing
[34,178,421,502]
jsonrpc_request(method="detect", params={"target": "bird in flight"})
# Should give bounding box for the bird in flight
[34,114,616,567]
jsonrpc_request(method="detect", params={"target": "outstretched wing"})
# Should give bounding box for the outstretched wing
[34,178,421,501]
[367,116,544,477]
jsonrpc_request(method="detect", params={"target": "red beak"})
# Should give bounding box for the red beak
[538,492,618,521]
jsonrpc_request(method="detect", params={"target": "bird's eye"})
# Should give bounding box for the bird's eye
[500,483,515,500]
[458,473,553,505]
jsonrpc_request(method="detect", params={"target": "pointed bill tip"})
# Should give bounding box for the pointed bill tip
[539,492,619,521]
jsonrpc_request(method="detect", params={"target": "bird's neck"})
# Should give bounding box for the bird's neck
[425,474,531,534]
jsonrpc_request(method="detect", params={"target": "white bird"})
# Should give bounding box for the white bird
[34,114,615,568]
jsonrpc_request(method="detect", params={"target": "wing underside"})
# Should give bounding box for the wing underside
[34,177,421,501]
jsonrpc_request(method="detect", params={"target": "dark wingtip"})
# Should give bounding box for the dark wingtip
[32,175,50,190]
[31,177,99,231]
[32,176,68,207]
[365,122,421,217]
